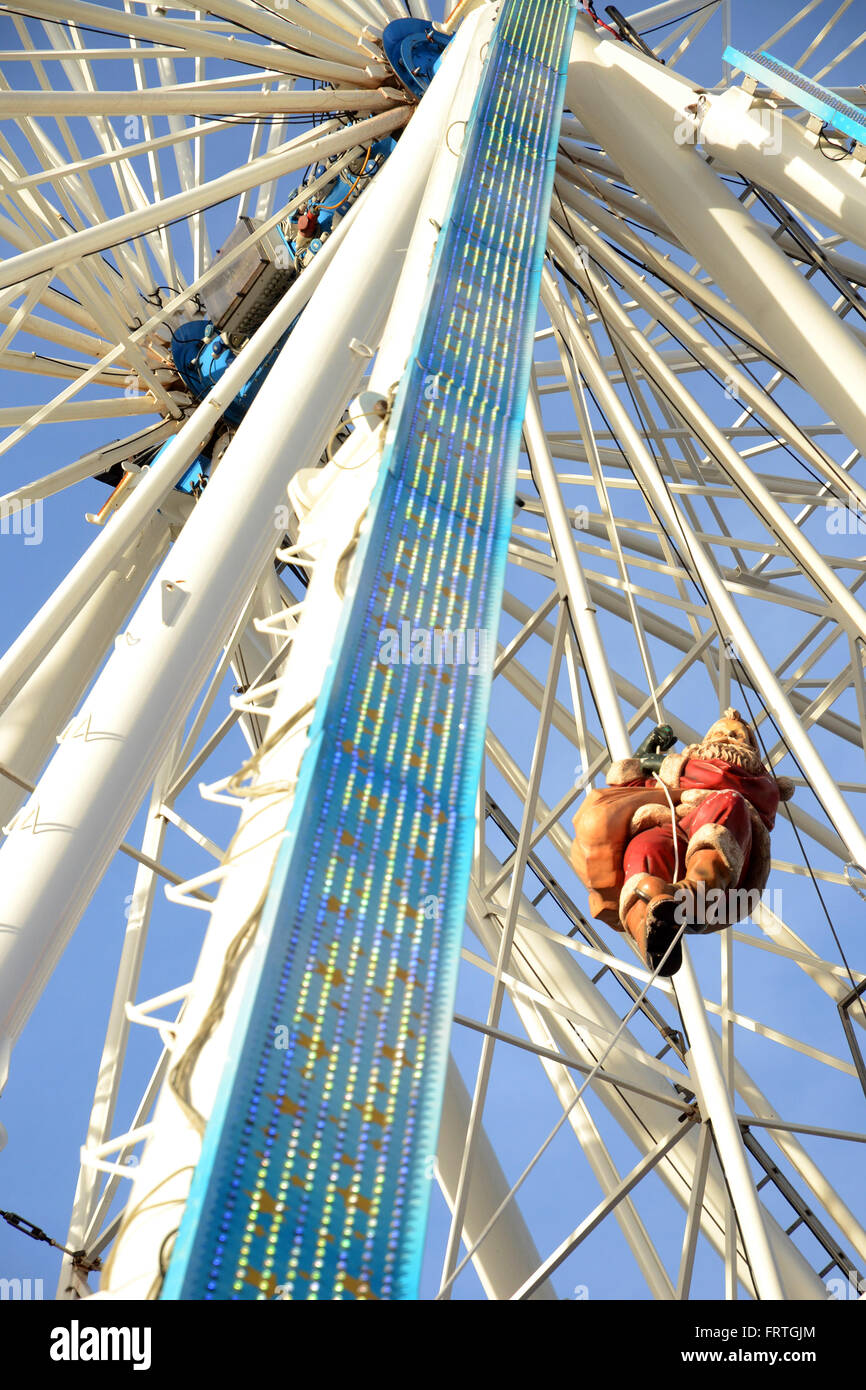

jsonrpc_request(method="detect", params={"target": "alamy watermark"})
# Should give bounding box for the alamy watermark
[0,1276,43,1299]
[0,498,42,545]
[674,99,782,156]
[377,621,492,673]
[674,883,783,928]
[49,1320,151,1370]
[826,1273,866,1299]
[826,493,866,533]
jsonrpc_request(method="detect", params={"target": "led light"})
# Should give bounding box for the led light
[165,0,577,1304]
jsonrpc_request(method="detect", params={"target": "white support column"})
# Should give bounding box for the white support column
[0,31,471,1066]
[56,735,180,1299]
[565,16,866,463]
[0,23,488,1294]
[674,951,785,1300]
[102,11,513,1299]
[0,512,170,827]
[524,381,632,762]
[698,86,866,255]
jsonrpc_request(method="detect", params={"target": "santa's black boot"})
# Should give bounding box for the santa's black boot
[619,873,684,977]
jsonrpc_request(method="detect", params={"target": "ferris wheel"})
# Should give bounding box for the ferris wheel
[0,0,865,1304]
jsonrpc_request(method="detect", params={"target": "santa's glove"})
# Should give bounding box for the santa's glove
[634,724,676,774]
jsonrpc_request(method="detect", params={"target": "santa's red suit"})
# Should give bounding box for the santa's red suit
[571,747,790,931]
[620,753,778,892]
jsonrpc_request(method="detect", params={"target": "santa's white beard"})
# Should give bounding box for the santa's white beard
[692,738,764,774]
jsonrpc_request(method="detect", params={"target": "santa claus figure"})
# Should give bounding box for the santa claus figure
[571,711,794,977]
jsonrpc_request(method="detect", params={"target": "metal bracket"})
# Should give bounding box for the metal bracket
[80,1122,157,1180]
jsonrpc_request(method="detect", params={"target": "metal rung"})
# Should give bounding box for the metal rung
[744,1131,863,1290]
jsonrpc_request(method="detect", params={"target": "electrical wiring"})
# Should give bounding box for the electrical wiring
[579,1,621,40]
[818,124,853,161]
[639,0,719,37]
[729,669,866,1031]
[317,146,372,212]
[98,1166,197,1293]
[555,245,866,1027]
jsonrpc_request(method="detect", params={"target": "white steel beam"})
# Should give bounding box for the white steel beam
[699,87,866,254]
[39,14,172,288]
[540,264,866,872]
[550,233,866,636]
[481,700,866,1268]
[101,411,387,1297]
[11,0,378,84]
[0,0,475,1149]
[441,610,569,1296]
[626,0,716,25]
[557,141,866,293]
[185,0,369,65]
[523,381,632,759]
[676,1124,713,1298]
[511,1118,698,1300]
[675,953,784,1300]
[0,87,395,116]
[565,18,866,463]
[98,17,506,1298]
[0,128,428,1050]
[0,131,401,710]
[0,109,408,293]
[466,860,826,1298]
[0,512,171,828]
[466,885,682,1300]
[436,1057,557,1300]
[547,203,866,512]
[56,740,180,1298]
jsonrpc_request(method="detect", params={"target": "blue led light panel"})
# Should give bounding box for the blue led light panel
[725,46,866,145]
[162,0,577,1301]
